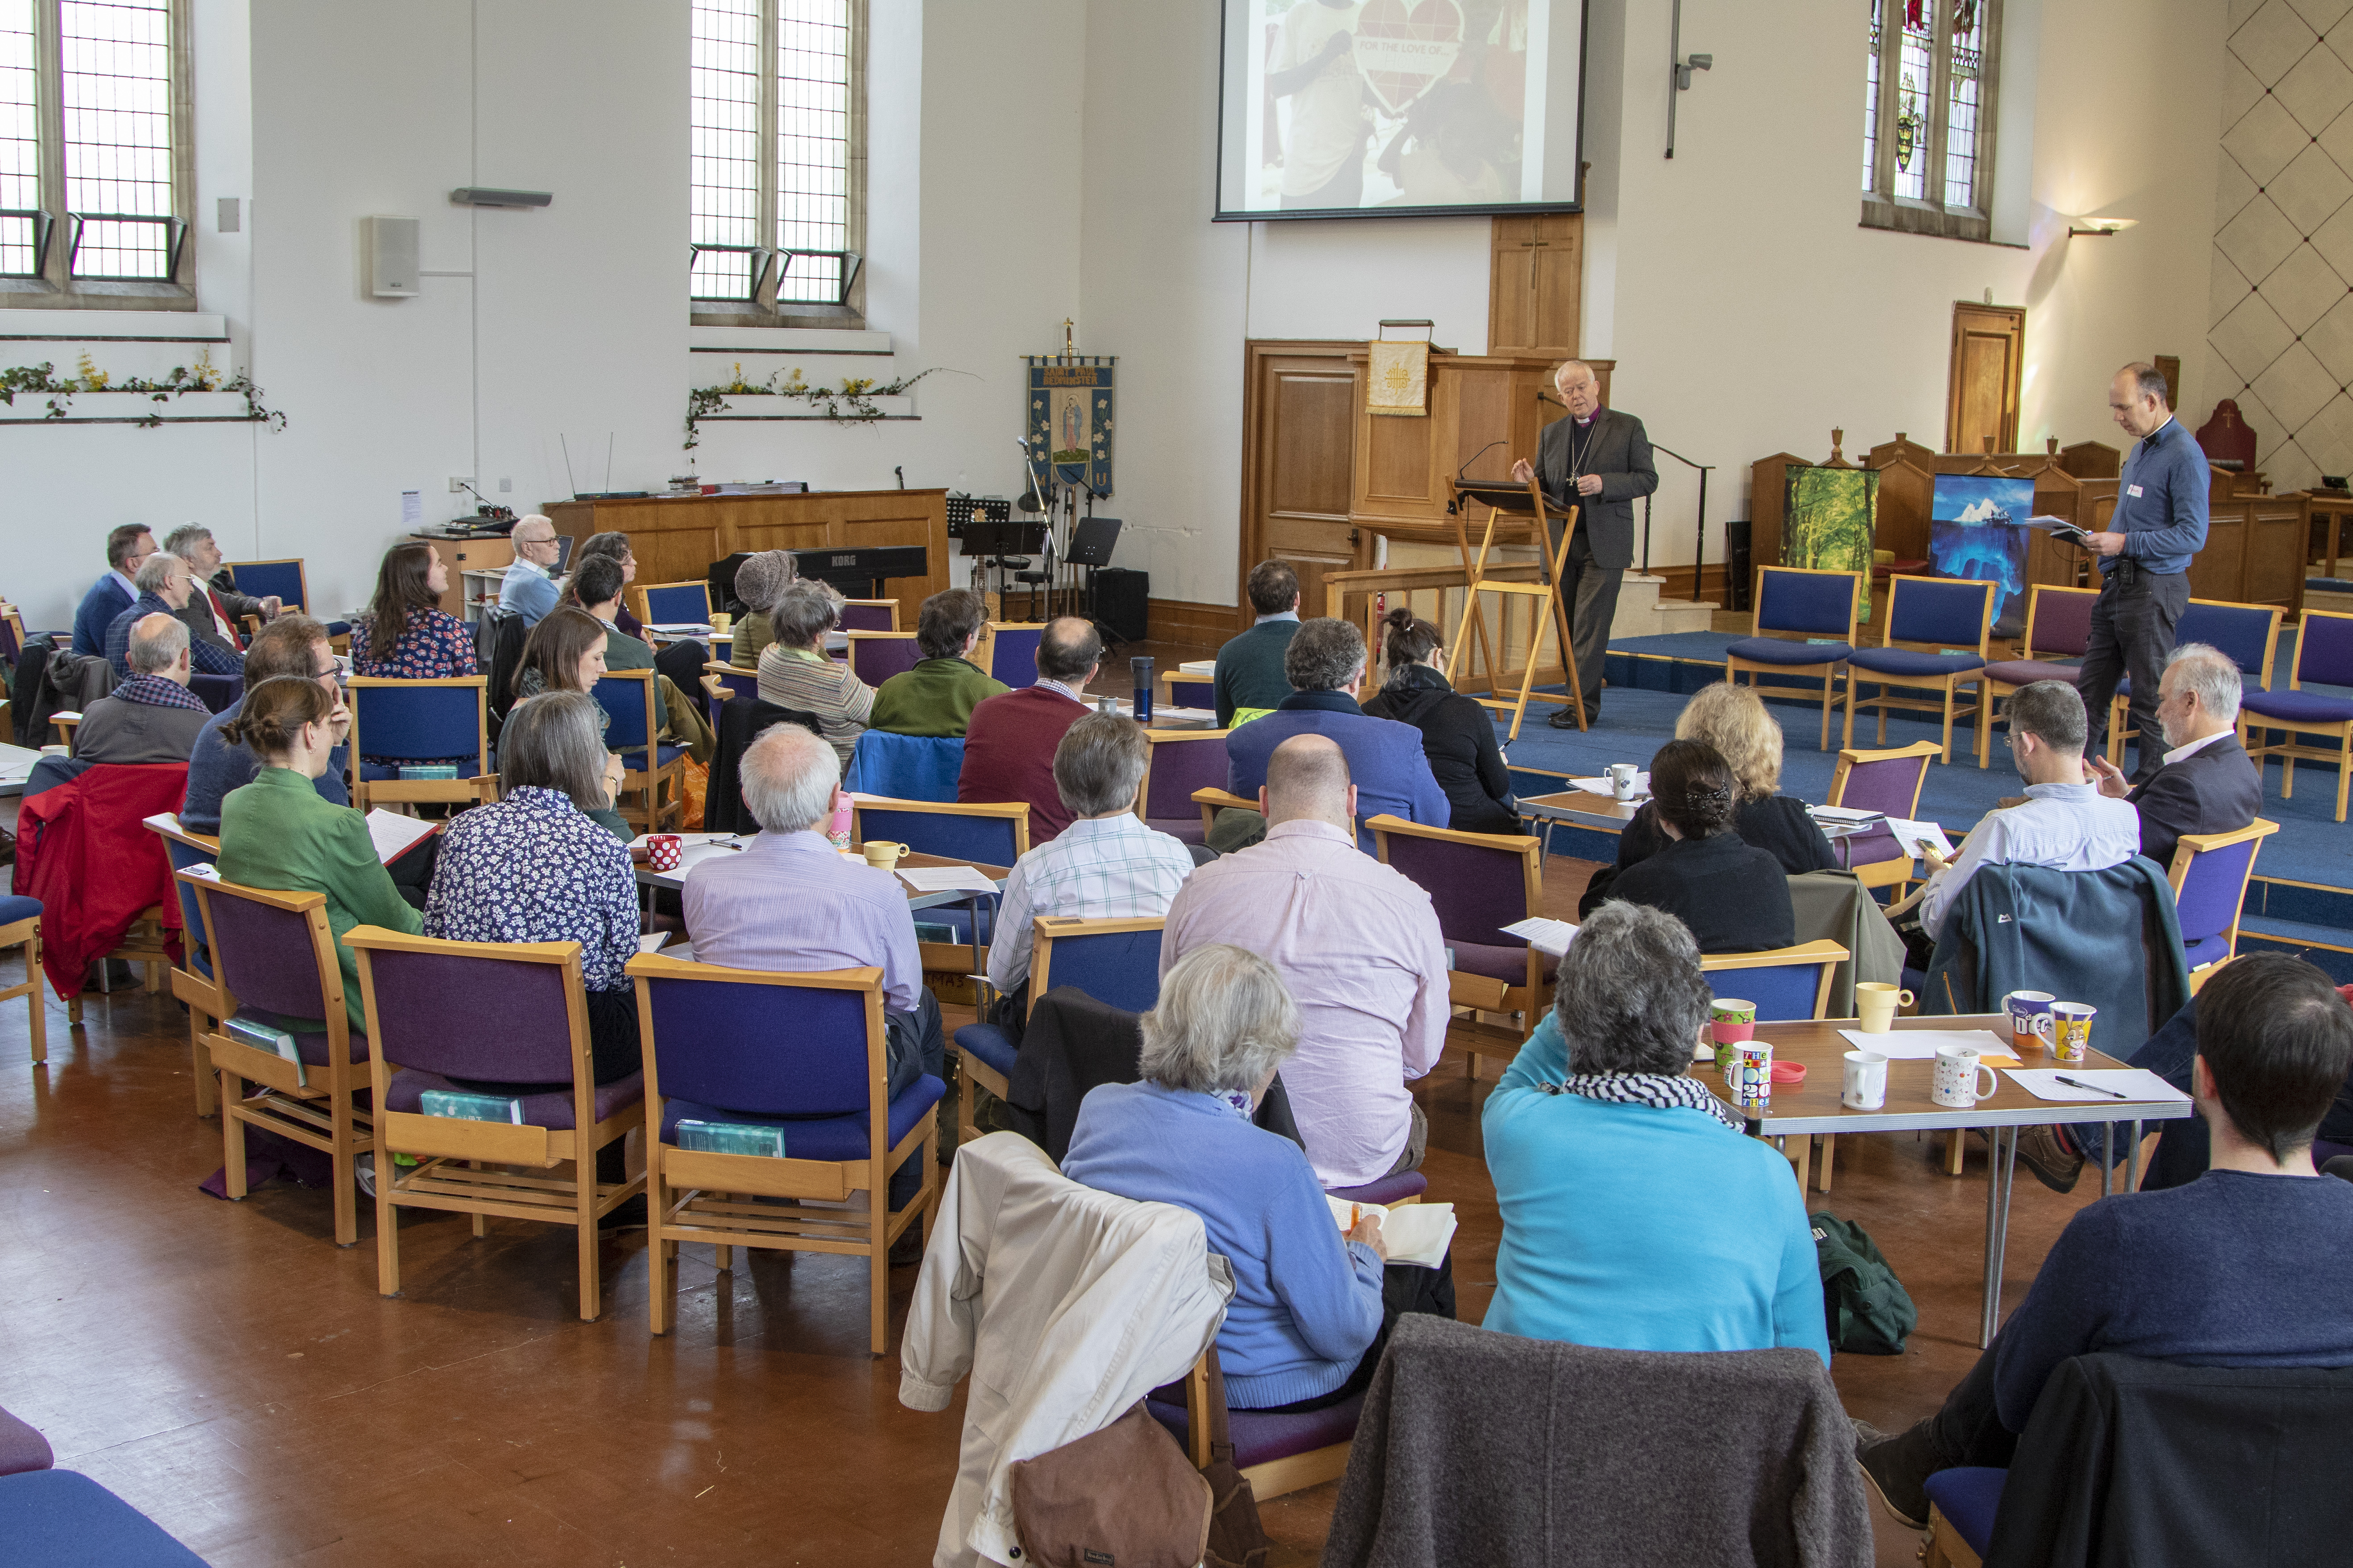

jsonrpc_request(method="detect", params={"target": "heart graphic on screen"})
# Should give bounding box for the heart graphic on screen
[1353,0,1466,116]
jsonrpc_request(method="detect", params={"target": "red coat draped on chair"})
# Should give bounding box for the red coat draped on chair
[12,763,187,999]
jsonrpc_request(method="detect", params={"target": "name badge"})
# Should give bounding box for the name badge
[2127,484,2144,498]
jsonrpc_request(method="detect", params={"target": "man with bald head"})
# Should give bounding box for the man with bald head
[1510,359,1657,727]
[73,613,212,764]
[1161,734,1450,1188]
[499,514,566,625]
[103,552,242,680]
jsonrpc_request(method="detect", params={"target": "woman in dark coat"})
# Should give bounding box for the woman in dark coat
[1578,738,1795,953]
[1362,608,1518,834]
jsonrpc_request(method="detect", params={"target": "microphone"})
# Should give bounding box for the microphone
[1538,390,1566,408]
[1458,439,1507,481]
[894,465,905,490]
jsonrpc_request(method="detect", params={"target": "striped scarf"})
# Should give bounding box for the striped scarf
[1538,1071,1744,1131]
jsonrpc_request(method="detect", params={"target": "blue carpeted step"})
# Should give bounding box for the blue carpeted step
[2237,916,2353,982]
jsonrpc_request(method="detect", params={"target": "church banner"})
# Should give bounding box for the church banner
[1026,355,1116,495]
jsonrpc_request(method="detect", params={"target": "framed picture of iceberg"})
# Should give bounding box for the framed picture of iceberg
[1929,474,2036,636]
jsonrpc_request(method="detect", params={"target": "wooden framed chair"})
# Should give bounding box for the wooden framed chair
[2109,599,2283,769]
[1136,729,1230,844]
[1827,740,1943,897]
[346,926,647,1322]
[1152,1345,1358,1503]
[346,676,490,811]
[702,660,758,734]
[591,668,686,832]
[630,954,945,1353]
[0,895,45,1069]
[1843,574,1996,764]
[1975,583,2100,768]
[953,915,1165,1145]
[635,580,714,629]
[179,871,375,1248]
[1724,565,1864,750]
[1700,939,1849,1189]
[980,622,1047,688]
[145,813,225,1115]
[1191,784,1257,838]
[1368,814,1547,1080]
[2167,818,2276,993]
[222,558,309,620]
[2241,607,2353,822]
[838,598,899,633]
[852,795,1027,970]
[1158,672,1215,713]
[847,629,925,687]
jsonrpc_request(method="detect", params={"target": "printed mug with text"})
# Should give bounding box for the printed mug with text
[2004,990,2057,1054]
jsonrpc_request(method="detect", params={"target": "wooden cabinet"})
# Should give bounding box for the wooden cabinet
[1489,215,1581,356]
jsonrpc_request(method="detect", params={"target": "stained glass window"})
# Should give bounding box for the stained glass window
[1892,0,1933,202]
[1861,0,1878,193]
[1861,0,1999,241]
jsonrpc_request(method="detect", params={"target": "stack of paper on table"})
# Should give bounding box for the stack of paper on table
[1178,659,1216,677]
[1323,1197,1456,1269]
[897,865,1002,895]
[1836,1027,2019,1065]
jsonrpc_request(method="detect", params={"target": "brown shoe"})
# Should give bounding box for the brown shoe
[2014,1123,2084,1194]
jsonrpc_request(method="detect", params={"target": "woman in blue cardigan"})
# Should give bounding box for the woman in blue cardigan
[1482,900,1831,1364]
[1062,943,1454,1411]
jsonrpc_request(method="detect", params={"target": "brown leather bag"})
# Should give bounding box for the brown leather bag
[1008,1401,1211,1568]
[1196,1353,1270,1568]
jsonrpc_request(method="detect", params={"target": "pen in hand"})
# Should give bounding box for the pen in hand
[2054,1074,2131,1100]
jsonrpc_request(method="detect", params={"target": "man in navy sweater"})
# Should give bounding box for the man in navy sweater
[71,524,154,656]
[1212,559,1305,727]
[2079,363,2211,783]
[1855,953,2353,1528]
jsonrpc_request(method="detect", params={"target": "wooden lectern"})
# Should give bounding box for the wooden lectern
[1444,476,1582,738]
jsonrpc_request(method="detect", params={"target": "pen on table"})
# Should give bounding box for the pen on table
[2054,1074,2131,1100]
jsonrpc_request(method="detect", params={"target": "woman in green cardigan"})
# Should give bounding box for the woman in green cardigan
[215,675,423,1033]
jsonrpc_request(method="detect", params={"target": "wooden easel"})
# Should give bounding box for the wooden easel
[1444,476,1583,739]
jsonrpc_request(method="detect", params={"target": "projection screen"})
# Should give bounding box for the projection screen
[1216,0,1587,221]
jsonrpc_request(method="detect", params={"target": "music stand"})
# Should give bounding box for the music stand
[1444,476,1583,739]
[963,519,1048,610]
[1066,516,1125,646]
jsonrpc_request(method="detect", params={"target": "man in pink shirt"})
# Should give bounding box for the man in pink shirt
[1160,734,1449,1187]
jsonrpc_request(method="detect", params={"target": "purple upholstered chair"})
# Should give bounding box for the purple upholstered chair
[630,954,946,1352]
[178,871,373,1248]
[847,629,925,687]
[145,816,224,1116]
[1139,730,1230,845]
[1724,566,1864,751]
[1150,1343,1363,1504]
[2109,599,2283,772]
[0,1402,54,1476]
[985,622,1046,687]
[1370,813,1548,1082]
[838,599,898,634]
[2164,818,2276,985]
[345,928,645,1323]
[1976,583,2098,768]
[1844,574,1995,764]
[1825,740,1942,897]
[2243,607,2353,822]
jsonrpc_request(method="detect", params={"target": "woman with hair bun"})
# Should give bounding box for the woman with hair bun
[1576,738,1794,953]
[1361,607,1518,834]
[215,675,423,1032]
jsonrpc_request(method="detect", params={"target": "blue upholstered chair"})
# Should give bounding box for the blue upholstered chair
[2106,598,2283,770]
[844,728,964,801]
[188,671,240,713]
[637,580,712,627]
[629,953,945,1352]
[592,668,686,832]
[1702,938,1849,1189]
[1844,574,1996,764]
[221,557,309,615]
[953,915,1164,1147]
[1976,583,2098,768]
[0,1470,208,1565]
[0,894,45,1070]
[847,630,925,686]
[702,660,758,734]
[984,621,1046,687]
[853,794,1023,959]
[346,675,491,811]
[2241,606,2353,822]
[2165,817,2275,990]
[1724,566,1865,750]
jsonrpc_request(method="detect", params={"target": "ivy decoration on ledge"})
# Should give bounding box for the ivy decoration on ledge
[0,348,287,430]
[684,362,945,449]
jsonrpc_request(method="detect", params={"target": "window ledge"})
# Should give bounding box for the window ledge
[0,277,198,311]
[688,326,893,356]
[691,302,868,332]
[0,306,226,341]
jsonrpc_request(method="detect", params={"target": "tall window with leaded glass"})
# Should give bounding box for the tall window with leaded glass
[1861,0,2000,242]
[690,0,866,325]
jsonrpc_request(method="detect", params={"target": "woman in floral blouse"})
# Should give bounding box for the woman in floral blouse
[422,690,643,1087]
[351,542,477,679]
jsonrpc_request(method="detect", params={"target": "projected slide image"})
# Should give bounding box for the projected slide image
[1220,0,1583,218]
[1929,475,2035,635]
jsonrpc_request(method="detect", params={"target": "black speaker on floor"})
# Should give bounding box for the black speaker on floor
[1093,567,1150,642]
[1724,520,1753,613]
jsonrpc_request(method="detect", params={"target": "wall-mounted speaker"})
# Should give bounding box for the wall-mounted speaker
[362,215,419,298]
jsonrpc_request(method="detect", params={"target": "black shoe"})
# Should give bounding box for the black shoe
[2014,1123,2084,1195]
[1853,1419,1930,1531]
[1547,707,1588,729]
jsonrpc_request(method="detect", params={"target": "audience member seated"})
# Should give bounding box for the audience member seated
[163,524,277,654]
[2088,641,2262,869]
[1361,607,1517,836]
[1578,738,1795,952]
[1062,943,1455,1412]
[1480,901,1830,1361]
[1588,683,1837,909]
[572,532,645,635]
[576,528,707,697]
[567,555,666,731]
[510,608,632,842]
[1221,618,1447,853]
[72,523,153,656]
[959,616,1102,840]
[1893,681,2138,961]
[868,588,1007,738]
[498,515,565,625]
[1855,955,2353,1529]
[423,691,643,1088]
[350,541,476,679]
[756,579,874,770]
[1162,735,1447,1188]
[1213,558,1303,727]
[727,548,798,669]
[182,616,349,835]
[73,615,211,765]
[988,713,1197,1027]
[682,724,946,1105]
[104,553,241,681]
[214,675,422,1033]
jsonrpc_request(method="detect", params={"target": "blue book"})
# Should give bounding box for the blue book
[223,1014,305,1088]
[676,1119,785,1158]
[419,1089,525,1124]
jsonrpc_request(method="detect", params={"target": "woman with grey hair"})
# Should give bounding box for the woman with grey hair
[422,689,643,1085]
[756,577,874,767]
[1479,900,1829,1362]
[1062,944,1455,1411]
[726,549,799,669]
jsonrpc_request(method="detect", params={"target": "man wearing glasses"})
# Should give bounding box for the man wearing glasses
[181,616,351,834]
[499,515,566,626]
[2087,642,2261,870]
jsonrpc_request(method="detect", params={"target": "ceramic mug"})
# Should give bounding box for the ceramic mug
[861,840,913,870]
[1606,763,1640,801]
[1841,1049,1889,1110]
[2004,990,2057,1054]
[1931,1045,2000,1109]
[711,611,733,633]
[1727,1042,1774,1109]
[1709,999,1756,1075]
[1854,982,1915,1034]
[645,833,683,872]
[2051,1001,2096,1063]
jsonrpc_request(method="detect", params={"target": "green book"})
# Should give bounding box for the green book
[913,921,956,944]
[676,1119,785,1159]
[397,764,460,780]
[223,1015,305,1088]
[419,1089,525,1124]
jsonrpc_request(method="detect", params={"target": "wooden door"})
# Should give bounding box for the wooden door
[1489,214,1582,355]
[1947,303,2025,454]
[1241,342,1364,628]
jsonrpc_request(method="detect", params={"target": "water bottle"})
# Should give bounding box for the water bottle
[827,787,853,850]
[1131,656,1154,724]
